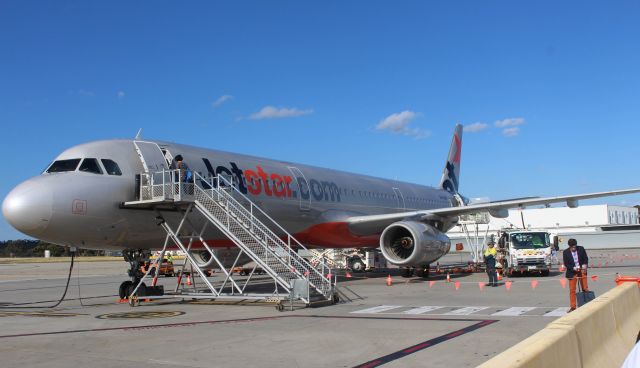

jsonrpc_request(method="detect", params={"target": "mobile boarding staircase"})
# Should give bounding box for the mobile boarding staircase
[123,170,336,310]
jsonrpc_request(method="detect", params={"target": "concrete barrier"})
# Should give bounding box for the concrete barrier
[478,282,640,368]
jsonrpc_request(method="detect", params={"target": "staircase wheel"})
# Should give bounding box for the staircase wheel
[332,293,340,304]
[276,303,285,312]
[128,296,139,307]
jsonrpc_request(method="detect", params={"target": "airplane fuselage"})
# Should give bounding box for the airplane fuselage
[3,139,456,252]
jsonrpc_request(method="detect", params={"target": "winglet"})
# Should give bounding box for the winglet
[135,128,143,140]
[438,124,463,193]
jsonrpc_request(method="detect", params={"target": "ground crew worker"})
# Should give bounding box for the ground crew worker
[484,241,498,287]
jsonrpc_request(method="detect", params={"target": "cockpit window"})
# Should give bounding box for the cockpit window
[46,159,81,173]
[101,159,122,176]
[79,158,103,174]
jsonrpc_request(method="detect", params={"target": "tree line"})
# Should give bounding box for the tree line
[0,240,105,257]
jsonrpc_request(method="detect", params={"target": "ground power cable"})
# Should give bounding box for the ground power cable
[0,251,76,309]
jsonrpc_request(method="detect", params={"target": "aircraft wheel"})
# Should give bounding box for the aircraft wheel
[415,266,430,278]
[119,281,133,299]
[400,268,414,278]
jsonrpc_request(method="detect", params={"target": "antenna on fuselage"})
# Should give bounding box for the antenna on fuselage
[135,128,143,140]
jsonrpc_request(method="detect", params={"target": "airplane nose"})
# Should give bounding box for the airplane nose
[2,179,53,237]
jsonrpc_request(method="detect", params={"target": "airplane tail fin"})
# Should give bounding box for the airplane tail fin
[438,124,463,194]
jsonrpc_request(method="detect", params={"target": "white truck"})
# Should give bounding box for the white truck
[496,230,557,276]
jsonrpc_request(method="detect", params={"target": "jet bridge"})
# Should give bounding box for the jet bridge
[123,168,336,309]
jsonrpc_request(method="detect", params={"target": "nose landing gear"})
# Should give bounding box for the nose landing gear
[119,250,151,299]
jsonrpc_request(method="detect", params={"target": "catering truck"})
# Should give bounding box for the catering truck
[496,230,557,276]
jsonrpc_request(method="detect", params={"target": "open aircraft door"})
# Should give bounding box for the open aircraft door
[133,141,171,200]
[134,141,169,173]
[287,166,311,211]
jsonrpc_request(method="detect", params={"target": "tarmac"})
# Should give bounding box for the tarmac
[0,249,639,368]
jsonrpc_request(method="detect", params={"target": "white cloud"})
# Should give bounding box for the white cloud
[502,127,520,137]
[375,110,430,139]
[495,117,525,128]
[248,106,313,120]
[463,122,488,133]
[117,90,125,99]
[212,94,233,108]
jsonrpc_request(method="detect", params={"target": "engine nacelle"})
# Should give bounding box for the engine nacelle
[192,250,216,268]
[380,221,451,266]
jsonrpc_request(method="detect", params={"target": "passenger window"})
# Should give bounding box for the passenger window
[79,158,103,174]
[101,159,122,176]
[46,159,81,173]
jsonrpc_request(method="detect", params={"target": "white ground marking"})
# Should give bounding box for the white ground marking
[543,307,568,317]
[491,307,536,316]
[402,306,445,315]
[350,305,403,314]
[444,306,490,315]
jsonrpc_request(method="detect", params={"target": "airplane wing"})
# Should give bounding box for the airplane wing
[347,188,640,236]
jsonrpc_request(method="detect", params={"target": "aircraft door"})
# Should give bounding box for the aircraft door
[287,166,311,211]
[134,141,169,172]
[393,187,405,209]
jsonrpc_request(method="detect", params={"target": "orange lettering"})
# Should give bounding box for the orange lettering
[244,170,261,195]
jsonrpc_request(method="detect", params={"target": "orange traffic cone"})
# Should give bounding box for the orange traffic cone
[429,280,436,288]
[497,273,502,281]
[186,274,192,286]
[446,273,451,283]
[531,280,539,289]
[345,272,352,278]
[505,280,512,291]
[478,282,485,291]
[454,281,460,290]
[386,274,393,286]
[559,278,567,288]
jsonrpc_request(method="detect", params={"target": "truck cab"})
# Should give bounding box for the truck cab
[497,230,553,276]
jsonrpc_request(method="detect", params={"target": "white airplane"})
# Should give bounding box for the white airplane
[3,124,639,296]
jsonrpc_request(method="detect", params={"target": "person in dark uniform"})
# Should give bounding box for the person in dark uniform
[562,238,589,312]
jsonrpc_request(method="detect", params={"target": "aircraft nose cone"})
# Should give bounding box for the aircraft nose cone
[2,180,53,237]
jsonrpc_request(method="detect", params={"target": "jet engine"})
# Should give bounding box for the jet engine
[192,250,216,268]
[379,221,451,266]
[191,248,251,269]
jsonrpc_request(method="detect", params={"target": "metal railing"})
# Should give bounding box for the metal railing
[136,169,334,302]
[192,172,333,300]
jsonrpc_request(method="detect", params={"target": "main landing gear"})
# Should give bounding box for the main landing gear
[400,265,431,278]
[119,249,151,299]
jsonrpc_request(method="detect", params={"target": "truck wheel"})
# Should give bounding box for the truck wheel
[349,257,366,273]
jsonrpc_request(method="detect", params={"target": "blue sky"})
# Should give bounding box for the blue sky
[1,1,639,240]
